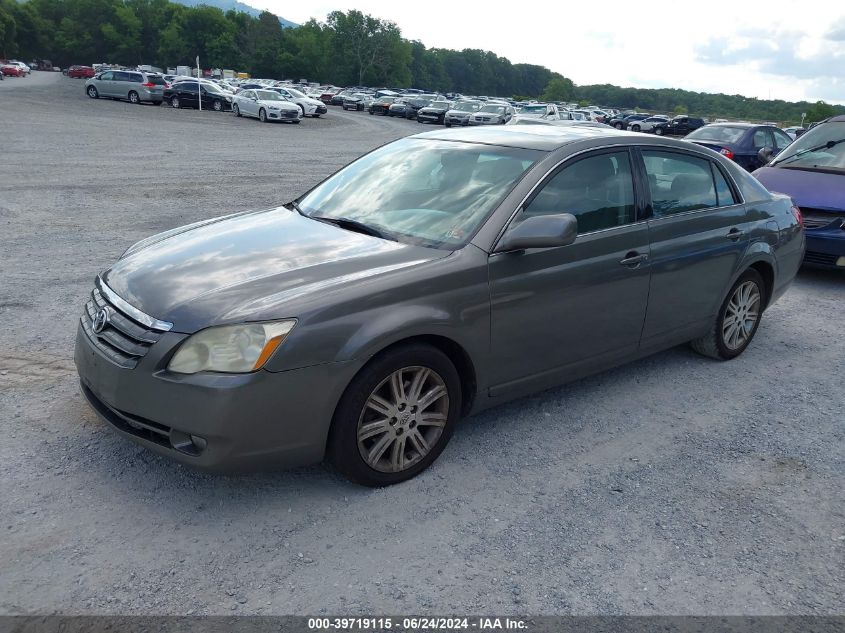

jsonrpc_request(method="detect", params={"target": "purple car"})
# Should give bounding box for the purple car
[754,115,845,270]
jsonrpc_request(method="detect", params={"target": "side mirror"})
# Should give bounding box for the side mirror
[495,213,578,252]
[758,146,774,165]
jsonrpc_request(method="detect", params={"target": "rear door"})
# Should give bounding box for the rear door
[638,148,749,348]
[488,149,651,395]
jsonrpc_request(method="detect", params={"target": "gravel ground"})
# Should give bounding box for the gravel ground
[1,72,843,617]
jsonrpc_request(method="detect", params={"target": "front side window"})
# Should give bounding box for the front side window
[298,138,542,249]
[772,128,793,152]
[99,71,114,81]
[643,151,719,216]
[524,151,636,234]
[752,129,771,150]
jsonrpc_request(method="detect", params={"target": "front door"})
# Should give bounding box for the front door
[488,149,651,396]
[639,148,750,347]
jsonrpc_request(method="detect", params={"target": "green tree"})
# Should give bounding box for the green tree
[806,100,836,123]
[541,75,576,102]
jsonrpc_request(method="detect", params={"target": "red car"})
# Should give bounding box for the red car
[1,63,26,77]
[67,65,95,79]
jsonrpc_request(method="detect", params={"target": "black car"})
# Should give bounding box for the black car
[331,90,354,106]
[416,100,452,124]
[368,96,396,116]
[163,81,233,111]
[607,113,649,130]
[401,98,433,120]
[342,93,372,111]
[684,123,795,171]
[387,99,411,118]
[653,116,706,136]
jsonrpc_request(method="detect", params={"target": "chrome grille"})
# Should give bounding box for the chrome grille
[80,280,169,369]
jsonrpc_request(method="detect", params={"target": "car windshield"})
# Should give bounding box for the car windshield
[686,125,746,143]
[430,101,450,108]
[480,105,505,114]
[770,121,845,171]
[453,102,480,112]
[377,97,394,103]
[285,88,306,98]
[256,90,283,101]
[297,138,542,249]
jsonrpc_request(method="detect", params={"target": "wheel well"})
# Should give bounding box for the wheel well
[371,335,477,416]
[749,261,774,308]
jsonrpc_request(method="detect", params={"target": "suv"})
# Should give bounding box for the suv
[653,116,706,136]
[85,70,167,104]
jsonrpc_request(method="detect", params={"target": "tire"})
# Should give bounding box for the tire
[87,86,98,99]
[313,114,320,118]
[632,124,641,132]
[233,103,241,117]
[615,123,623,129]
[369,110,373,115]
[691,269,766,360]
[298,104,305,117]
[128,91,140,104]
[292,119,301,124]
[212,99,222,112]
[655,127,664,136]
[258,108,267,122]
[327,343,462,487]
[445,121,452,127]
[171,96,180,109]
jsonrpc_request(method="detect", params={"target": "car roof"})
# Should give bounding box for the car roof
[411,124,625,151]
[826,115,845,123]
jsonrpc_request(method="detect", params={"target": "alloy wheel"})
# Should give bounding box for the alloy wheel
[356,366,449,473]
[722,281,761,350]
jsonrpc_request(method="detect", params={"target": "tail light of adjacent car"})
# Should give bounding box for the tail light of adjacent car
[791,205,804,229]
[719,148,735,160]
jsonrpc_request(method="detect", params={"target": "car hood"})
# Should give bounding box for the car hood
[446,110,473,116]
[103,207,446,332]
[753,166,845,211]
[420,107,448,113]
[257,99,296,110]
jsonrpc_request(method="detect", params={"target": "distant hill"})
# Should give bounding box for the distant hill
[171,0,297,27]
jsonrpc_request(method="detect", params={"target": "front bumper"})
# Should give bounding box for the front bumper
[445,116,470,126]
[803,223,845,269]
[74,322,358,472]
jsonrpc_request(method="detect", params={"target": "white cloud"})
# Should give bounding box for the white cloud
[259,0,845,104]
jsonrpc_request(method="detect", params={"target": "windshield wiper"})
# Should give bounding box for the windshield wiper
[775,138,845,166]
[310,215,396,241]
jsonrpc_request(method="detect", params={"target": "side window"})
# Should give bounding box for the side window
[129,73,142,83]
[712,163,738,207]
[752,129,771,150]
[772,129,792,152]
[100,71,113,81]
[112,71,129,82]
[524,151,636,234]
[642,150,718,216]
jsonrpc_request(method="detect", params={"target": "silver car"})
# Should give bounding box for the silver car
[468,103,515,125]
[85,70,166,104]
[232,89,302,123]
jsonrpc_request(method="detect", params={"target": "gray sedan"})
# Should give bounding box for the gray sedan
[74,126,804,486]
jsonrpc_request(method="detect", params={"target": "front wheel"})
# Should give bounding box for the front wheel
[170,96,180,109]
[615,123,623,129]
[258,108,267,122]
[87,86,98,99]
[632,124,641,132]
[691,269,765,360]
[212,99,223,112]
[655,127,664,136]
[233,103,241,117]
[327,344,461,487]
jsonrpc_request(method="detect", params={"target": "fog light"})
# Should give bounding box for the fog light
[836,256,845,267]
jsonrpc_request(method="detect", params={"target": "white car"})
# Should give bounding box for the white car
[271,86,327,117]
[627,115,670,132]
[232,89,302,123]
[516,103,559,118]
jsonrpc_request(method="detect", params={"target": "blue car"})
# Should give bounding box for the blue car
[754,115,845,270]
[685,123,794,172]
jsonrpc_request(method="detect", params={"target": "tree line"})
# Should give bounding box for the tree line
[1,0,841,124]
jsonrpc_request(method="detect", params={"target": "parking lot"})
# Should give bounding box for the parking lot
[1,73,843,615]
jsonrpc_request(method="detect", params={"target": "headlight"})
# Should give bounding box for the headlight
[168,320,296,374]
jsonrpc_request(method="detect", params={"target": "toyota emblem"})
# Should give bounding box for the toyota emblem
[92,307,111,334]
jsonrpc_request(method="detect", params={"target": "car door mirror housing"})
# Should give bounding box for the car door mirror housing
[495,213,578,252]
[758,146,774,165]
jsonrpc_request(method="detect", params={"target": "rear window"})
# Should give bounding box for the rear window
[687,125,746,143]
[146,75,166,86]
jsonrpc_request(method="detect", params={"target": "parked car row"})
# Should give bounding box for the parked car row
[1,60,30,77]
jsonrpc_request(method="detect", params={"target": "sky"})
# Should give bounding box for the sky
[255,0,845,104]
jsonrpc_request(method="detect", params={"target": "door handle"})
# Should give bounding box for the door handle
[726,228,745,241]
[619,252,648,267]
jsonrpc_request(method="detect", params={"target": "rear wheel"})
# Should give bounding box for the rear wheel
[87,86,98,99]
[691,269,765,360]
[632,124,641,132]
[327,344,461,487]
[655,126,664,136]
[128,91,140,104]
[615,122,623,129]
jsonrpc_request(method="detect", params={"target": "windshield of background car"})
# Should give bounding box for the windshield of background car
[520,105,548,114]
[376,97,394,103]
[256,90,283,101]
[430,101,450,109]
[686,125,746,144]
[769,121,845,171]
[286,88,306,98]
[453,102,480,112]
[298,138,543,249]
[480,105,506,114]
